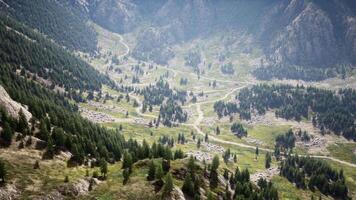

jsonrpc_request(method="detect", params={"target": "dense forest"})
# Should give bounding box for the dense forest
[252,65,345,81]
[0,14,113,92]
[237,84,355,140]
[139,80,187,106]
[280,155,349,199]
[214,84,355,140]
[0,0,98,53]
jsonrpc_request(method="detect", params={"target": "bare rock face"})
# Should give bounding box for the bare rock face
[91,0,138,33]
[132,27,176,65]
[345,16,356,63]
[269,2,338,67]
[0,85,32,121]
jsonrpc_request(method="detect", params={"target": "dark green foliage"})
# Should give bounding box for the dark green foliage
[237,84,356,140]
[159,99,187,127]
[123,168,130,185]
[280,155,348,199]
[1,122,13,146]
[230,123,247,138]
[147,161,156,181]
[0,0,97,53]
[17,109,28,133]
[275,129,296,151]
[122,151,133,171]
[140,80,187,106]
[0,64,123,164]
[156,164,164,180]
[265,152,272,169]
[162,173,174,197]
[0,15,113,92]
[210,155,220,189]
[253,65,341,82]
[100,159,108,178]
[182,172,194,197]
[213,101,238,118]
[174,149,184,160]
[232,168,278,200]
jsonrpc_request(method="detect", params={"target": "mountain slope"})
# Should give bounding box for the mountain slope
[0,0,98,53]
[0,14,113,92]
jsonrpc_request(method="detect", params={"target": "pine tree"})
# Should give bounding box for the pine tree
[197,138,201,149]
[1,122,14,146]
[255,146,259,160]
[216,126,220,135]
[156,163,164,180]
[147,161,155,181]
[210,155,220,189]
[182,172,194,196]
[122,151,133,171]
[265,152,272,169]
[162,173,174,197]
[38,119,50,142]
[17,109,28,133]
[100,159,108,178]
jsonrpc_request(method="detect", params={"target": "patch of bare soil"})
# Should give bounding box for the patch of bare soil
[250,167,280,185]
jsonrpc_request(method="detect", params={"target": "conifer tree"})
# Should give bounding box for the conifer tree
[162,173,174,197]
[17,109,28,133]
[182,172,194,196]
[100,159,108,178]
[147,161,155,181]
[156,163,164,180]
[1,122,13,146]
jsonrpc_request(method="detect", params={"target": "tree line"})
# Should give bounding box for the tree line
[215,84,356,140]
[280,155,349,199]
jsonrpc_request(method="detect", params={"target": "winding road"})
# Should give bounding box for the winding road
[114,33,356,168]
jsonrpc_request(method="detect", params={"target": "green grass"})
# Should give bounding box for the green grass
[327,143,356,164]
[272,176,330,200]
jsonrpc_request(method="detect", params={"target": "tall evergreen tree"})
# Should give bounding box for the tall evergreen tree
[162,173,174,197]
[147,161,155,181]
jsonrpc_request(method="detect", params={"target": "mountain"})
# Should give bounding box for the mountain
[76,0,356,78]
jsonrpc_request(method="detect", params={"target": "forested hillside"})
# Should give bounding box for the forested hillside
[0,14,114,92]
[0,0,98,53]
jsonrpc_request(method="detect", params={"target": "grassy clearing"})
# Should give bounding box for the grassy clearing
[272,176,331,200]
[327,143,356,165]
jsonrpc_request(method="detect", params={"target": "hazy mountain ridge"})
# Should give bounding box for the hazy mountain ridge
[78,0,356,71]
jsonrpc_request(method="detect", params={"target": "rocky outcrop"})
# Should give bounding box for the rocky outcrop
[269,3,338,67]
[0,85,32,121]
[345,16,356,63]
[91,0,139,33]
[38,178,100,200]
